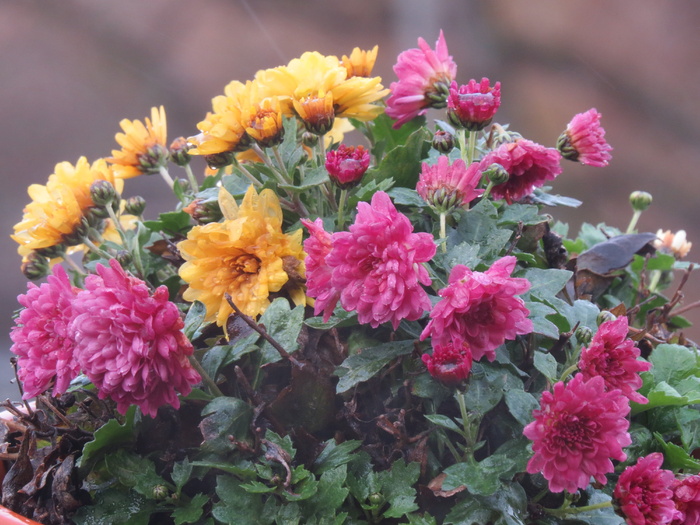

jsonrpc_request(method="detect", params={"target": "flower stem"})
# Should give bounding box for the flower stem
[158,166,175,190]
[82,236,112,260]
[233,160,263,188]
[467,130,477,165]
[337,188,348,230]
[626,210,642,234]
[184,163,199,193]
[457,129,468,165]
[558,363,580,383]
[106,206,147,280]
[439,212,447,253]
[455,390,476,462]
[62,255,86,276]
[480,180,495,201]
[543,500,613,518]
[187,355,224,397]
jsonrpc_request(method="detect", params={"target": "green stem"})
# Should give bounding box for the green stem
[480,180,495,201]
[188,355,224,397]
[234,160,263,188]
[467,130,477,165]
[272,146,288,181]
[184,164,199,193]
[158,166,175,190]
[105,206,147,280]
[252,144,292,185]
[457,129,469,165]
[455,391,475,462]
[558,363,579,384]
[62,254,86,275]
[337,188,348,230]
[82,236,112,259]
[439,212,447,253]
[543,500,613,518]
[315,134,326,166]
[648,269,662,293]
[626,210,642,234]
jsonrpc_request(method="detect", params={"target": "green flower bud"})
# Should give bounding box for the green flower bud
[90,180,119,208]
[483,163,509,186]
[629,191,652,212]
[115,250,132,267]
[302,131,319,148]
[368,492,384,507]
[597,310,617,326]
[124,196,147,216]
[36,243,66,259]
[152,485,169,501]
[204,151,235,170]
[169,137,192,166]
[432,130,455,153]
[575,325,593,346]
[63,217,91,247]
[138,144,169,175]
[21,252,50,281]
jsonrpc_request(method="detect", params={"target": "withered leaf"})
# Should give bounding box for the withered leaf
[576,233,656,275]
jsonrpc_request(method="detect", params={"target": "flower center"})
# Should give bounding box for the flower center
[231,254,261,275]
[550,413,595,449]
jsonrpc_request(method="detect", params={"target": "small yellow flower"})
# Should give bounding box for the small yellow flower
[293,90,336,134]
[341,45,379,78]
[12,157,122,257]
[655,229,692,259]
[108,106,168,179]
[178,185,306,327]
[245,96,285,148]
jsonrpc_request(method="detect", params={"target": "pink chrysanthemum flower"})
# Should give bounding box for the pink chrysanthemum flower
[478,139,562,204]
[557,108,612,167]
[71,259,201,417]
[325,145,370,189]
[417,156,483,213]
[614,453,679,525]
[326,191,436,329]
[10,265,80,399]
[447,78,501,131]
[672,475,700,525]
[420,256,532,362]
[579,316,651,404]
[386,30,458,129]
[301,217,340,322]
[523,374,632,494]
[422,342,473,387]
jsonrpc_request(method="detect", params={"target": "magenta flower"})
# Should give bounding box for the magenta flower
[558,108,612,167]
[10,265,80,400]
[422,342,473,387]
[420,256,532,362]
[326,191,436,329]
[417,156,483,213]
[447,78,501,131]
[325,145,370,189]
[614,453,679,525]
[672,475,700,525]
[71,259,200,417]
[386,30,458,129]
[301,217,340,322]
[578,316,651,404]
[523,374,631,494]
[478,139,562,204]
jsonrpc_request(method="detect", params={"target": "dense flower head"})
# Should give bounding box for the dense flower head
[12,157,122,258]
[325,145,370,188]
[558,108,612,167]
[524,374,632,493]
[108,106,169,178]
[70,260,200,417]
[614,453,679,525]
[672,475,700,525]
[422,342,473,387]
[420,256,532,361]
[244,96,285,148]
[447,78,502,131]
[178,186,307,327]
[386,30,457,128]
[417,156,483,213]
[10,265,80,399]
[578,316,651,404]
[301,218,340,322]
[325,191,436,329]
[478,138,563,204]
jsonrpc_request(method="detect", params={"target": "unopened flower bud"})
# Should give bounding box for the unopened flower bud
[138,144,169,175]
[368,493,384,506]
[152,485,169,501]
[302,131,319,148]
[183,197,223,224]
[575,326,593,346]
[21,252,50,281]
[597,310,617,326]
[63,217,91,247]
[629,191,652,212]
[124,196,147,216]
[169,137,192,166]
[174,179,191,194]
[483,163,509,186]
[90,180,119,208]
[115,250,132,267]
[204,151,235,170]
[325,145,370,189]
[432,130,454,153]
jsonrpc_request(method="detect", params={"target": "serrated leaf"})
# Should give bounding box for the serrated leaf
[183,300,207,340]
[313,439,362,475]
[634,381,689,415]
[521,268,572,302]
[379,460,420,518]
[504,389,539,427]
[526,300,562,339]
[213,475,264,525]
[104,449,169,497]
[424,414,462,434]
[199,397,252,454]
[334,340,414,393]
[303,466,349,519]
[654,432,700,471]
[442,454,516,496]
[529,189,582,208]
[387,187,428,207]
[71,488,155,525]
[78,405,137,471]
[280,165,329,191]
[498,204,547,226]
[143,211,192,235]
[258,298,304,364]
[171,458,193,494]
[172,493,209,525]
[650,344,700,386]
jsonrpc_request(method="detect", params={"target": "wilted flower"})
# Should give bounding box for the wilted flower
[614,453,679,525]
[478,139,562,204]
[672,475,700,525]
[386,30,457,128]
[301,217,340,322]
[655,229,692,259]
[524,374,631,493]
[325,145,370,188]
[71,260,200,417]
[417,156,483,213]
[578,316,651,404]
[422,342,473,387]
[326,191,436,329]
[447,78,501,131]
[557,108,612,167]
[10,265,80,399]
[178,186,306,327]
[420,256,532,362]
[108,106,169,178]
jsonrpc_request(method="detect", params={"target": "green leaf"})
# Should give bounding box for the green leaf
[504,389,539,427]
[521,268,573,303]
[334,340,415,393]
[526,300,563,339]
[78,405,137,471]
[650,344,700,386]
[449,199,512,261]
[465,364,506,414]
[367,113,427,160]
[183,300,207,340]
[387,187,428,207]
[258,298,305,364]
[280,165,329,192]
[533,351,558,382]
[424,414,462,434]
[104,449,170,497]
[369,126,432,189]
[634,381,689,415]
[654,433,700,471]
[172,493,209,525]
[171,457,193,495]
[71,487,155,525]
[631,252,676,273]
[213,475,264,525]
[442,454,517,496]
[379,460,420,519]
[303,465,349,519]
[498,204,547,227]
[313,439,362,475]
[199,397,252,454]
[443,242,482,273]
[143,211,191,235]
[529,189,582,208]
[304,309,358,330]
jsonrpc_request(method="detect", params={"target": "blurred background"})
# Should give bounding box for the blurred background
[2,0,700,400]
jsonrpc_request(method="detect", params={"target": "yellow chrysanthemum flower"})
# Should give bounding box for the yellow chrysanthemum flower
[12,157,122,257]
[341,45,379,78]
[178,185,306,327]
[244,96,285,148]
[108,106,168,179]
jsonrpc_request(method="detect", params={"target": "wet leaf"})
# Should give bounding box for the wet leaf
[576,233,656,275]
[199,396,252,454]
[258,298,304,364]
[334,340,414,393]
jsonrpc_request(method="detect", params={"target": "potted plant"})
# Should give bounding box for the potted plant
[3,31,699,524]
